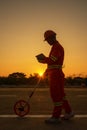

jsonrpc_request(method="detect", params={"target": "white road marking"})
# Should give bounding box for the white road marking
[77,95,87,97]
[0,114,87,118]
[0,95,16,97]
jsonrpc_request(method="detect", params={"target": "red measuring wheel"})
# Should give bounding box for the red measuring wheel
[14,100,30,117]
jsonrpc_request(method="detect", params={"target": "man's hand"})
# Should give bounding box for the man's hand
[36,53,46,62]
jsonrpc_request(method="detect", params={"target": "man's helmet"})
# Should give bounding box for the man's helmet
[44,30,56,41]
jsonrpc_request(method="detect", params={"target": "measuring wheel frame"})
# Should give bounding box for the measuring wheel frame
[14,100,30,117]
[14,78,41,117]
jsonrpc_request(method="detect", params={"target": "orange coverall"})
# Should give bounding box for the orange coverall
[41,41,72,118]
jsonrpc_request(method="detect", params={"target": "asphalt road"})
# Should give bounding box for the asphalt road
[0,87,87,130]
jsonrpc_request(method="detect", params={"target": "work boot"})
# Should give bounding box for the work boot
[62,111,75,120]
[45,117,61,124]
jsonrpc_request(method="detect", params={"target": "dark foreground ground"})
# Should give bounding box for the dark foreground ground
[0,87,87,130]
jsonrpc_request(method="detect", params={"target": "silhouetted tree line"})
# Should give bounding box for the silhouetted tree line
[65,76,87,87]
[0,72,87,87]
[0,72,48,86]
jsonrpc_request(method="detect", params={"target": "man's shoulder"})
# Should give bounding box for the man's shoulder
[54,41,64,49]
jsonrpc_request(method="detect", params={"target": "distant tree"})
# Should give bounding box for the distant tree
[7,72,27,85]
[0,76,7,85]
[84,78,87,86]
[65,76,74,86]
[8,72,26,78]
[65,75,86,87]
[73,77,83,85]
[27,73,40,85]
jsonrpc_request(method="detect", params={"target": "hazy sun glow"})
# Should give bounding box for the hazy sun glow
[39,72,43,77]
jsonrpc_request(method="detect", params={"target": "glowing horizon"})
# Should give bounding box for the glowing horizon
[0,0,87,77]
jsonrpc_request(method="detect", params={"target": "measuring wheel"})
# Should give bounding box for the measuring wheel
[14,100,30,117]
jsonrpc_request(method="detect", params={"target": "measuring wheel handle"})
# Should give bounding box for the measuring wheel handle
[14,100,30,117]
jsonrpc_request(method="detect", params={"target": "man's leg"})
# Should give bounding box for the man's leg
[62,98,74,120]
[45,72,63,123]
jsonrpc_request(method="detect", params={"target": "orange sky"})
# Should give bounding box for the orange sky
[0,0,87,77]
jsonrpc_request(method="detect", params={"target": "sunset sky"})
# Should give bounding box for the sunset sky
[0,0,87,77]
